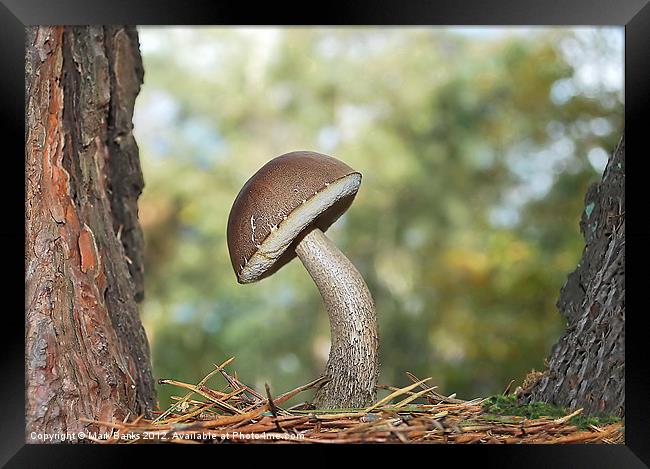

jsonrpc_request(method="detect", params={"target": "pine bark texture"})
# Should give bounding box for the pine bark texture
[25,26,155,441]
[519,137,625,417]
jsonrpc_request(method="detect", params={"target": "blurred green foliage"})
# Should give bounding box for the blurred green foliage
[133,27,623,409]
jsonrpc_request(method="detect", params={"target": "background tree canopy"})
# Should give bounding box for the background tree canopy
[133,27,623,409]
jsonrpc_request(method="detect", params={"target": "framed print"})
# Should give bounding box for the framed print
[4,0,649,465]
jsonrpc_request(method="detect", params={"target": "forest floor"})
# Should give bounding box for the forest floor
[84,358,623,444]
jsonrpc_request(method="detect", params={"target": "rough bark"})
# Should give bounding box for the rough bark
[518,136,625,417]
[25,26,155,442]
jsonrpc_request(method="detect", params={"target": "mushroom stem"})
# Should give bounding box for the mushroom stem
[295,227,378,408]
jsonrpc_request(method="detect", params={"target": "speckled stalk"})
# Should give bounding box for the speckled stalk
[295,228,378,408]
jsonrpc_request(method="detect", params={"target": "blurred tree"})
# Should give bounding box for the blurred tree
[25,26,155,441]
[134,27,623,407]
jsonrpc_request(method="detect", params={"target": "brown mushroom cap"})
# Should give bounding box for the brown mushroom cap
[227,151,361,283]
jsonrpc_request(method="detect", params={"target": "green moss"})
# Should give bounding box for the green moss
[481,395,621,430]
[571,414,621,430]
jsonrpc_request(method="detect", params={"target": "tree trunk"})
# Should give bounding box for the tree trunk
[518,136,625,417]
[25,26,156,442]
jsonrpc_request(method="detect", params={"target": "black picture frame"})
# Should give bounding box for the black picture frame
[3,0,649,466]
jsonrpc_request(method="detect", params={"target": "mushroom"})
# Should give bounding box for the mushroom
[226,151,378,408]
